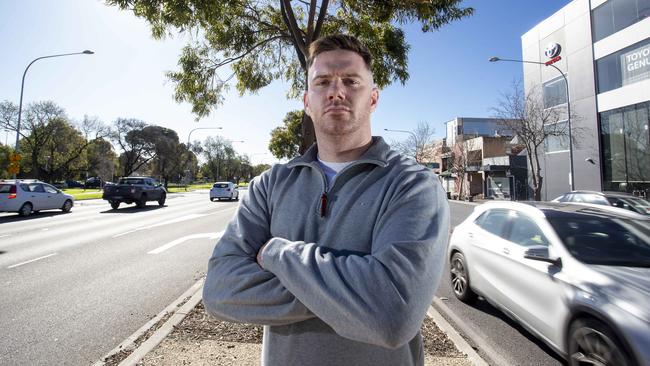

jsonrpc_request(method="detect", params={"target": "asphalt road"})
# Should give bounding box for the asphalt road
[436,201,565,366]
[0,190,239,365]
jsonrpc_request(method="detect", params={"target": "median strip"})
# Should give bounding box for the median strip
[8,253,58,269]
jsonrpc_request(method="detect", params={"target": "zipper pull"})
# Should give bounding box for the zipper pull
[320,192,327,217]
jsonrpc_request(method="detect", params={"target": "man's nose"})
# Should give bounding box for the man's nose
[327,78,345,100]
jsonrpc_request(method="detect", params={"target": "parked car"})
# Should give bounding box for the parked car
[65,179,85,188]
[102,176,166,209]
[448,201,650,366]
[552,190,650,215]
[209,182,239,201]
[85,176,103,189]
[0,179,74,217]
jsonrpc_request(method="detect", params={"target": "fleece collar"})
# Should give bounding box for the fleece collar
[286,136,391,169]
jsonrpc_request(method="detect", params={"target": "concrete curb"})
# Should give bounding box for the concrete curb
[432,297,513,366]
[92,278,204,366]
[427,302,489,366]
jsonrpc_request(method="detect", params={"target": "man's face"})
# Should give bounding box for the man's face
[304,49,379,138]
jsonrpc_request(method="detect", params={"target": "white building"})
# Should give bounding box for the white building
[522,0,650,200]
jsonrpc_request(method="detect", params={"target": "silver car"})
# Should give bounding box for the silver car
[0,179,74,217]
[209,182,239,201]
[448,201,650,366]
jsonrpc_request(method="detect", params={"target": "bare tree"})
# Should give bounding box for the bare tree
[492,81,575,201]
[448,135,481,199]
[390,121,436,163]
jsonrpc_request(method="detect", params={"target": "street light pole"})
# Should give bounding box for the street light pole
[489,56,575,191]
[185,126,222,184]
[13,50,94,179]
[186,126,223,146]
[384,128,420,162]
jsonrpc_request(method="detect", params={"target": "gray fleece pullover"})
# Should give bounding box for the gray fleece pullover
[203,136,450,366]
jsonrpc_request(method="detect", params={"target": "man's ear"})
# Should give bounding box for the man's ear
[369,87,379,112]
[303,91,311,116]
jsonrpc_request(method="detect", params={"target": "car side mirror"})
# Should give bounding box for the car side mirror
[524,245,561,266]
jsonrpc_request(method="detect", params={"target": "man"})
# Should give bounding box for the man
[203,34,450,366]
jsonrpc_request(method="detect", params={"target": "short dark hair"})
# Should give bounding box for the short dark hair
[307,34,372,70]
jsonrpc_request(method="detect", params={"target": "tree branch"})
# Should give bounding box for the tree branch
[281,0,307,64]
[306,0,317,44]
[313,0,329,41]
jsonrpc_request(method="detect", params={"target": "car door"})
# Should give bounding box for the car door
[27,183,48,210]
[42,183,64,209]
[495,211,566,344]
[465,209,515,305]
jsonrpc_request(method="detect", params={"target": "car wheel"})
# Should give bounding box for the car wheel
[110,201,120,210]
[569,318,633,366]
[450,252,477,303]
[235,193,239,201]
[19,202,33,217]
[158,194,166,206]
[61,199,73,213]
[210,197,215,202]
[137,194,147,208]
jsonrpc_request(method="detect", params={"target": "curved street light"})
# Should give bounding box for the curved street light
[489,56,575,191]
[186,126,223,146]
[13,50,94,179]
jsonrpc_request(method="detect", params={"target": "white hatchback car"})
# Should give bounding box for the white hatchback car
[448,201,650,366]
[0,180,74,217]
[209,182,239,201]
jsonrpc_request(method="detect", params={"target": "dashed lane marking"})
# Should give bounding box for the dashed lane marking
[147,231,224,254]
[7,253,58,269]
[112,213,208,238]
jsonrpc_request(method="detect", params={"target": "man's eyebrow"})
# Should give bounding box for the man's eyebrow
[312,72,364,80]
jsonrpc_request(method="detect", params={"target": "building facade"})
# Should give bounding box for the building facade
[522,0,650,200]
[441,117,528,200]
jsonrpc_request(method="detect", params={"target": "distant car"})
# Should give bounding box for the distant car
[210,182,239,201]
[0,179,74,217]
[102,176,166,210]
[85,177,103,189]
[551,190,650,215]
[448,201,650,366]
[65,180,84,188]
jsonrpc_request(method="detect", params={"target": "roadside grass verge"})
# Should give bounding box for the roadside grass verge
[63,182,249,199]
[63,188,103,200]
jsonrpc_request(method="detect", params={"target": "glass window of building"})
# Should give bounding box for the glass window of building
[543,76,567,109]
[597,38,650,93]
[544,121,569,153]
[592,0,650,42]
[600,102,650,193]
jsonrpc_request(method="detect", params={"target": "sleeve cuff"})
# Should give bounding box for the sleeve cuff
[260,237,292,271]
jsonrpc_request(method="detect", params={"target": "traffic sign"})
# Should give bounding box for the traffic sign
[9,153,22,163]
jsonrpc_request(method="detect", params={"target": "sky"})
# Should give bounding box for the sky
[0,0,570,165]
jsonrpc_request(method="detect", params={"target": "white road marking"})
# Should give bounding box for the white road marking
[112,213,208,238]
[8,253,58,269]
[0,234,11,239]
[148,231,224,254]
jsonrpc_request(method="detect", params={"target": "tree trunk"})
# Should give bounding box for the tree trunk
[300,112,316,154]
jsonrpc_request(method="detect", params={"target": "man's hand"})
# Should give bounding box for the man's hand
[256,242,269,267]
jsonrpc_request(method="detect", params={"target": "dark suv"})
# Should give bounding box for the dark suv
[85,177,103,188]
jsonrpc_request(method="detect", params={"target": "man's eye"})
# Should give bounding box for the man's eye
[344,79,360,86]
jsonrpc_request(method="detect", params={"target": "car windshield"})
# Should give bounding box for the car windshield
[119,178,143,185]
[607,196,650,215]
[214,183,228,188]
[548,216,650,267]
